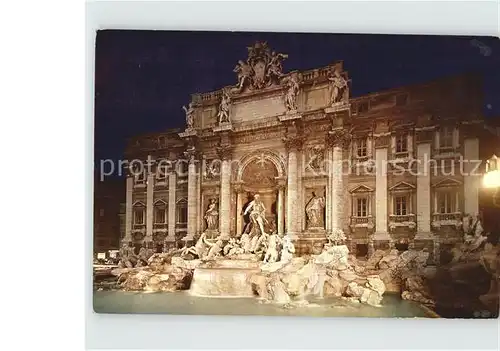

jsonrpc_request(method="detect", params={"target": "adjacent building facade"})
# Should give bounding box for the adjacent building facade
[122,42,490,263]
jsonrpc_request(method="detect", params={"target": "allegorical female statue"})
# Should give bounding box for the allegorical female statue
[243,193,268,235]
[328,67,348,105]
[217,89,231,124]
[305,191,325,228]
[182,102,195,129]
[282,74,300,112]
[204,198,219,230]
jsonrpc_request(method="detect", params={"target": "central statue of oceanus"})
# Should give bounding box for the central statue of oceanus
[243,193,268,235]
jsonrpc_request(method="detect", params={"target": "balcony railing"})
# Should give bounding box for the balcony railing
[431,212,462,229]
[133,224,146,230]
[389,214,416,223]
[153,223,168,230]
[350,216,374,229]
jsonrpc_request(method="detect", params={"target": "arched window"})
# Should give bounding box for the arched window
[133,201,145,225]
[154,199,167,224]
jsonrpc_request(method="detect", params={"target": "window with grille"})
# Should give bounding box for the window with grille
[154,202,167,223]
[440,127,454,148]
[437,191,455,213]
[395,196,407,215]
[356,197,368,217]
[357,138,367,157]
[133,207,145,225]
[396,134,408,153]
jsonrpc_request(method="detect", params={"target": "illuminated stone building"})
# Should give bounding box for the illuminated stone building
[123,42,490,263]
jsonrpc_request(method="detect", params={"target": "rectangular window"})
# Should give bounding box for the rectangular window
[99,208,105,217]
[178,205,188,224]
[356,198,368,217]
[395,196,407,216]
[438,191,455,213]
[357,138,367,157]
[396,134,408,153]
[134,208,144,225]
[440,127,454,148]
[154,204,167,224]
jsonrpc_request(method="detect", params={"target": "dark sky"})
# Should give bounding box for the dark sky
[94,30,500,170]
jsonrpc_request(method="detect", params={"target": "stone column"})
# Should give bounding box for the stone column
[416,142,432,235]
[145,173,155,241]
[464,138,480,216]
[218,146,232,239]
[124,176,133,242]
[186,155,198,241]
[235,189,243,236]
[327,129,349,238]
[167,172,176,242]
[277,185,285,236]
[374,136,390,242]
[331,145,344,232]
[284,137,302,238]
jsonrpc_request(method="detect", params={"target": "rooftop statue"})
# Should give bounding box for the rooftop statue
[231,41,288,93]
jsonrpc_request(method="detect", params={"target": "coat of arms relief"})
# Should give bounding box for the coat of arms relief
[231,41,288,94]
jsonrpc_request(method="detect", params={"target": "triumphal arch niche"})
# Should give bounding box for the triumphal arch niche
[179,41,351,254]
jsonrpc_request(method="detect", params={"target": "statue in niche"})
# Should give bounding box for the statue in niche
[182,102,195,130]
[305,191,325,228]
[282,74,300,112]
[217,89,231,124]
[243,193,268,236]
[204,198,219,230]
[328,67,348,105]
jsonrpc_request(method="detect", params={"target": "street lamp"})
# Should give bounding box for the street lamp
[483,155,500,207]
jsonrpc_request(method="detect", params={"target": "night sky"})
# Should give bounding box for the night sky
[94,30,500,173]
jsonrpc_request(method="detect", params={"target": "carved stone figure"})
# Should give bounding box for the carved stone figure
[282,74,300,112]
[203,236,224,260]
[307,146,325,172]
[305,191,325,228]
[267,51,288,84]
[204,198,219,230]
[328,67,348,105]
[239,233,253,253]
[180,232,208,259]
[233,60,253,91]
[232,42,288,93]
[118,242,136,268]
[182,102,195,129]
[136,243,153,267]
[263,233,280,263]
[243,193,268,236]
[217,89,231,124]
[280,234,295,263]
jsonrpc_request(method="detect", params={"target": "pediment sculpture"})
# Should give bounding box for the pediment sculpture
[231,41,288,94]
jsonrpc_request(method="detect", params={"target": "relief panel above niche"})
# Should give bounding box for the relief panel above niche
[231,95,285,123]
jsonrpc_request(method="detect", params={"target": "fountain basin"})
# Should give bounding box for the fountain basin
[189,259,261,298]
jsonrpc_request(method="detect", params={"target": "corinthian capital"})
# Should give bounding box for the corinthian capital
[282,135,304,152]
[326,128,351,149]
[216,144,233,160]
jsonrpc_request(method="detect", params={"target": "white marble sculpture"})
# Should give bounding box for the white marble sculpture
[217,89,231,124]
[182,102,195,129]
[280,234,295,263]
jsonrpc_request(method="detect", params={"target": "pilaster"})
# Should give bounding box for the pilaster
[373,134,390,241]
[124,176,133,242]
[167,172,176,242]
[145,173,155,241]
